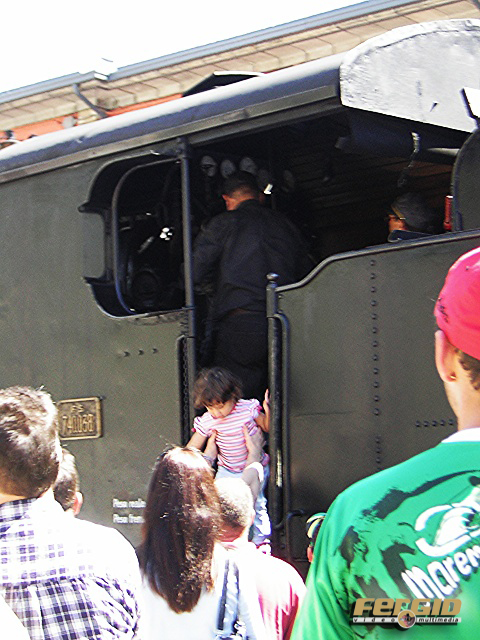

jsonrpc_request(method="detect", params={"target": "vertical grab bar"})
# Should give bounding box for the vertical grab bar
[178,138,196,434]
[267,273,292,555]
[177,334,193,444]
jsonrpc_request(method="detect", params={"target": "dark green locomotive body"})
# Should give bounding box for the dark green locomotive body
[0,20,479,572]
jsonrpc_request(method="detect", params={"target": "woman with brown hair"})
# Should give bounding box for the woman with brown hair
[138,446,266,639]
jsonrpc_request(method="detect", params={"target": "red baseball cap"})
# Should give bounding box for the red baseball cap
[434,247,480,359]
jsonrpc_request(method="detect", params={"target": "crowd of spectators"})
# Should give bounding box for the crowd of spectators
[0,385,305,639]
[2,247,478,639]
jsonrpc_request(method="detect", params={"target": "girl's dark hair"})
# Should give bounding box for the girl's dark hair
[193,367,242,409]
[138,447,221,613]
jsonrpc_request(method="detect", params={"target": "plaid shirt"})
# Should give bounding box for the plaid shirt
[0,494,141,639]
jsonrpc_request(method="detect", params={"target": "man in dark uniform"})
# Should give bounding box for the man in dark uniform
[193,171,311,400]
[387,192,441,241]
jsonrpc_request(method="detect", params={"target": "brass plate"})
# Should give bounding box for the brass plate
[57,397,102,440]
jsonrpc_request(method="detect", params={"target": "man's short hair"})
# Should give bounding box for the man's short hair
[0,386,60,498]
[390,192,438,233]
[455,349,480,390]
[54,448,80,511]
[223,171,260,199]
[216,477,254,533]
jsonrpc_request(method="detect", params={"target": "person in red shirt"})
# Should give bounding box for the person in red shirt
[216,476,306,640]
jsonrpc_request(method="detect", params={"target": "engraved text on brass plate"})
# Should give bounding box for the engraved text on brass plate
[57,397,102,440]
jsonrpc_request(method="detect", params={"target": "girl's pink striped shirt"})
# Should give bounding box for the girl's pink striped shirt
[193,398,267,472]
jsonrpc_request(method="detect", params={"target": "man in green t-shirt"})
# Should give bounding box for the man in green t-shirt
[293,247,480,639]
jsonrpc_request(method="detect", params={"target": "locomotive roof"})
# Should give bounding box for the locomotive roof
[0,18,478,183]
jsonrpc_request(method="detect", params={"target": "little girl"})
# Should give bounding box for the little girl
[188,367,270,547]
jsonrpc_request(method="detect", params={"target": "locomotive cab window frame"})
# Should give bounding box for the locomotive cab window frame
[81,152,187,318]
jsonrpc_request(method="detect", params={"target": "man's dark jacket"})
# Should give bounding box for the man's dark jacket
[193,199,311,320]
